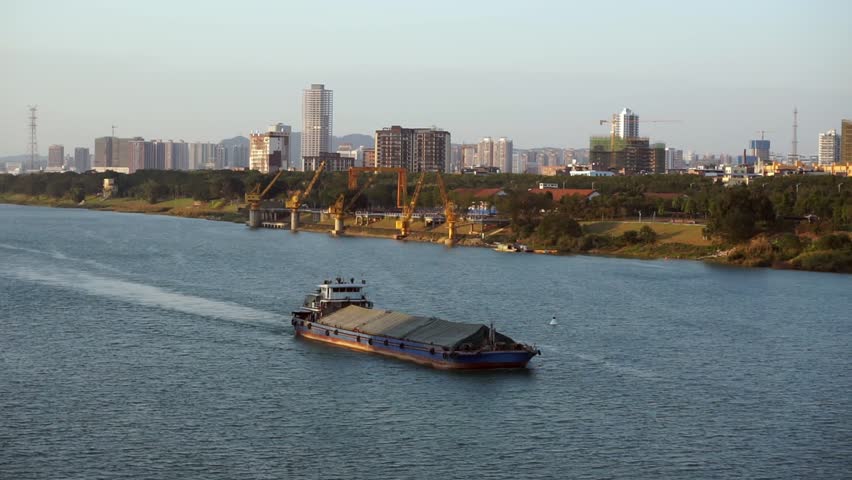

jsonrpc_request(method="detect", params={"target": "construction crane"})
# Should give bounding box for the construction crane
[285,160,327,231]
[245,169,285,228]
[435,171,458,244]
[755,130,772,140]
[328,174,376,235]
[348,167,407,208]
[395,171,426,239]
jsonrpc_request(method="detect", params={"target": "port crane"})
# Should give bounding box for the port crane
[395,171,427,239]
[328,174,376,235]
[348,167,408,208]
[435,171,458,243]
[285,160,327,231]
[245,169,285,228]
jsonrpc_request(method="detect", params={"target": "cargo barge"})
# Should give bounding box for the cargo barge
[291,279,540,369]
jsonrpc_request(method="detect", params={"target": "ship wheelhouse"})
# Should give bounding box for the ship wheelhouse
[292,277,373,321]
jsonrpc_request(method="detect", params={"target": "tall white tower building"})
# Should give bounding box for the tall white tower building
[494,137,513,173]
[301,84,333,171]
[613,108,639,139]
[818,129,840,165]
[477,137,494,167]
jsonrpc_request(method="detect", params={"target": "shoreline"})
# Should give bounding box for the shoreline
[3,197,849,274]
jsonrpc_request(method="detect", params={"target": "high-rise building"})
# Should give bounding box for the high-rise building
[74,147,90,172]
[129,139,153,173]
[48,145,64,169]
[841,120,852,166]
[363,147,376,168]
[818,129,840,165]
[613,108,639,139]
[749,140,770,164]
[94,137,113,169]
[187,142,202,170]
[590,136,664,174]
[461,144,477,168]
[215,144,227,169]
[415,127,451,172]
[250,123,290,173]
[154,140,166,170]
[477,137,494,167]
[665,147,684,170]
[91,137,136,172]
[163,140,189,170]
[494,137,513,173]
[375,126,450,172]
[304,152,355,172]
[337,144,363,167]
[302,83,333,170]
[229,143,249,168]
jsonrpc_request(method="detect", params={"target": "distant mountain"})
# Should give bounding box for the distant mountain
[0,154,47,163]
[333,134,373,150]
[0,154,47,170]
[220,136,249,149]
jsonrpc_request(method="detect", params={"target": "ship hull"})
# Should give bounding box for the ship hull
[292,320,535,370]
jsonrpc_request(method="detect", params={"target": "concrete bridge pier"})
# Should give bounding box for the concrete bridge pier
[290,209,299,232]
[249,209,261,228]
[332,217,345,236]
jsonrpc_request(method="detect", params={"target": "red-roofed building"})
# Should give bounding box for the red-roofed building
[528,188,600,202]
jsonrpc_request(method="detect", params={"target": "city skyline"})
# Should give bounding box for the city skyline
[1,1,851,157]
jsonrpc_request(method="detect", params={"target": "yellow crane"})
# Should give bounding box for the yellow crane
[328,174,376,235]
[435,171,458,243]
[395,171,426,239]
[285,160,326,231]
[245,169,284,228]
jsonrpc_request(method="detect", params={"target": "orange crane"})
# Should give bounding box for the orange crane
[435,171,458,243]
[395,171,426,239]
[245,169,284,228]
[348,167,407,208]
[285,160,326,231]
[328,174,376,235]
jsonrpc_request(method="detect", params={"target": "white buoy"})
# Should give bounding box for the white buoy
[549,316,558,326]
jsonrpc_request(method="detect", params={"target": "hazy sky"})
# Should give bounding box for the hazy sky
[2,0,850,157]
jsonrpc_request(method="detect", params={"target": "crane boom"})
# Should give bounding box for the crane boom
[246,169,284,207]
[396,171,426,238]
[245,169,286,228]
[330,174,376,218]
[286,161,326,209]
[435,171,458,242]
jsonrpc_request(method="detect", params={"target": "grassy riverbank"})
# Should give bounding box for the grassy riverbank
[0,193,246,222]
[3,194,850,273]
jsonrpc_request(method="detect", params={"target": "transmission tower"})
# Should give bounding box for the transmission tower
[791,107,799,163]
[28,105,38,172]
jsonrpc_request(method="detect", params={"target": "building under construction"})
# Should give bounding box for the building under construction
[589,136,665,175]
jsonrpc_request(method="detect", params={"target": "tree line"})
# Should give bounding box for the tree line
[1,170,849,246]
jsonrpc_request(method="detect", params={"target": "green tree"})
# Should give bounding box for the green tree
[535,211,582,247]
[638,225,658,244]
[706,187,775,242]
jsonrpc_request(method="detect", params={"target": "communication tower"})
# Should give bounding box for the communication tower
[28,105,38,172]
[791,107,799,163]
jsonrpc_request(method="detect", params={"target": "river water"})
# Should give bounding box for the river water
[1,204,850,479]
